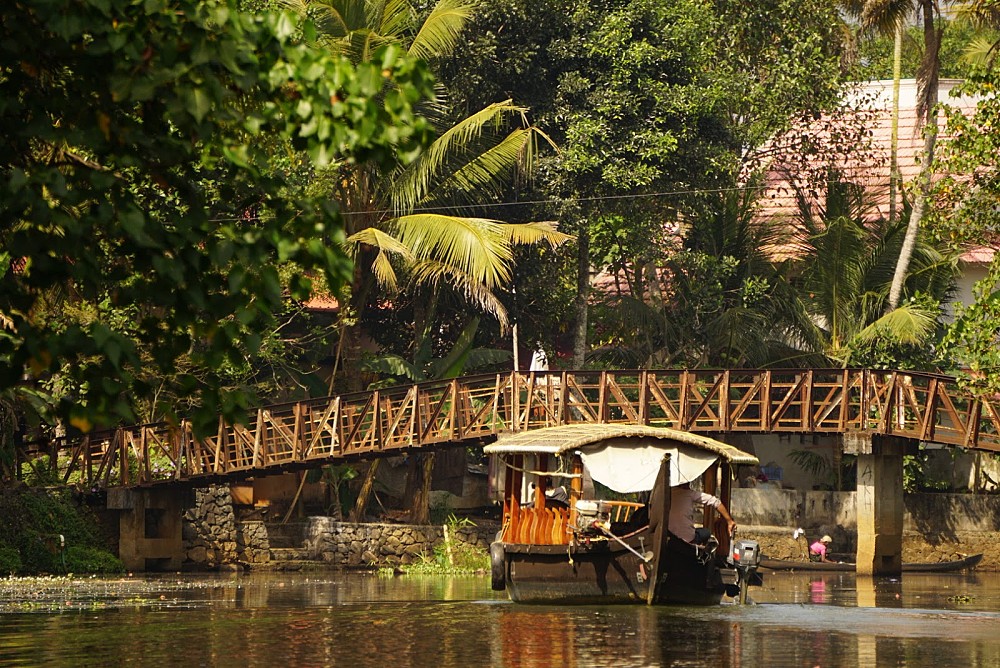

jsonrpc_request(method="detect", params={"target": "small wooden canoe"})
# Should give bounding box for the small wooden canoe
[759,553,983,573]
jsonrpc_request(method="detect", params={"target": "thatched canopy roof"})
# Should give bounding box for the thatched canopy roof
[484,424,758,465]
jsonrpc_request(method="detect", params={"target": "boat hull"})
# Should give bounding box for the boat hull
[499,535,726,606]
[759,553,983,573]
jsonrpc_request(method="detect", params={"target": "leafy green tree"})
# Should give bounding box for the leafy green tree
[0,0,434,444]
[934,69,1000,393]
[439,0,846,366]
[590,185,814,368]
[852,18,995,78]
[954,0,1000,67]
[934,73,1000,248]
[281,0,569,523]
[940,258,1000,395]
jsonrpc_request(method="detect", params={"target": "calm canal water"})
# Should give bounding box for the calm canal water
[2,569,999,667]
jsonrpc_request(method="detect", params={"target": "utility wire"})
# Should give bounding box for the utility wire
[205,182,774,223]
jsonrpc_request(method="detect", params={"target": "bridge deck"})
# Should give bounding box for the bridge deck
[23,369,1000,488]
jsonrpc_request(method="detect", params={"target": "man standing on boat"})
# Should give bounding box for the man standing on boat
[668,482,737,545]
[809,535,833,563]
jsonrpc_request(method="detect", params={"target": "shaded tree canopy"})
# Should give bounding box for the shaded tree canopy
[0,0,434,434]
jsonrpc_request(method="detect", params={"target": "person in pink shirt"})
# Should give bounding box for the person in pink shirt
[809,535,833,562]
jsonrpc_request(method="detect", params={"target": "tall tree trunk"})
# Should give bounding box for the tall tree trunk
[572,226,590,368]
[404,453,434,524]
[339,322,365,393]
[888,25,902,225]
[351,459,380,522]
[889,125,937,309]
[888,1,940,311]
[644,260,664,365]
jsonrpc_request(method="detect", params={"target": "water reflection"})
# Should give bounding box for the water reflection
[1,571,1000,667]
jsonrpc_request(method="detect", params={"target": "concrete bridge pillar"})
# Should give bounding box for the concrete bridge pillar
[108,488,185,571]
[844,434,912,575]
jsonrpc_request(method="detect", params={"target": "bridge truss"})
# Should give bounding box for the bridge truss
[24,368,1000,488]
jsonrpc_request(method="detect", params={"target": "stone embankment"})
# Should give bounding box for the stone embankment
[178,485,1000,571]
[182,485,269,570]
[181,484,498,570]
[303,518,498,567]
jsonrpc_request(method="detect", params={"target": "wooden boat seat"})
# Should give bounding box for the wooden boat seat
[503,504,572,545]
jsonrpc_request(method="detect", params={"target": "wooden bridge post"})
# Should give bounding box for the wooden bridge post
[845,434,911,576]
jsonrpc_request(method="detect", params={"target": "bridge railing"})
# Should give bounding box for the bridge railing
[24,368,1000,489]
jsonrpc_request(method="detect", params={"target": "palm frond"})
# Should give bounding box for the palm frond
[955,0,1000,30]
[370,249,399,292]
[375,0,415,40]
[430,129,539,204]
[497,221,573,248]
[852,303,937,346]
[345,227,413,291]
[363,354,424,382]
[407,260,510,329]
[851,0,916,35]
[391,101,531,212]
[463,347,513,370]
[961,35,1000,67]
[392,213,513,289]
[428,316,480,379]
[408,0,476,61]
[279,0,355,43]
[345,227,414,259]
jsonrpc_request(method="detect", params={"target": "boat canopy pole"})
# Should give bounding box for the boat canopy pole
[499,455,582,479]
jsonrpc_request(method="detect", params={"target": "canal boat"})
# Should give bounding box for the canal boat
[486,424,763,605]
[759,553,983,573]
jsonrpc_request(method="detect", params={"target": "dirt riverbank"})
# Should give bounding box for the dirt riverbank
[744,527,1000,570]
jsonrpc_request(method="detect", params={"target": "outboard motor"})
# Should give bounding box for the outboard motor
[727,538,762,604]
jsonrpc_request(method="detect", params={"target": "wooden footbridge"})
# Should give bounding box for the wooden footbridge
[34,368,1000,490]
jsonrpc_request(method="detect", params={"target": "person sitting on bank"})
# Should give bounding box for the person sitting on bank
[668,482,737,545]
[809,535,833,563]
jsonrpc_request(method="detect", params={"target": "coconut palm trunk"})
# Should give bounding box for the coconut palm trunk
[572,226,590,368]
[844,0,944,312]
[889,0,942,310]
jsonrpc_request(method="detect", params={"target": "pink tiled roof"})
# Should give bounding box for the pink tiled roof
[303,293,340,312]
[960,246,996,265]
[757,78,992,263]
[760,79,978,220]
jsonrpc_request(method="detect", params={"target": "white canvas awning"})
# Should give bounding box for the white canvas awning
[579,439,721,493]
[484,424,758,493]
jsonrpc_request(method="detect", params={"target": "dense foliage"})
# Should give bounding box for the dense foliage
[2,0,999,502]
[0,0,434,437]
[0,488,122,574]
[437,0,853,366]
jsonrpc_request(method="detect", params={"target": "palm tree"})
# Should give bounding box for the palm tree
[793,174,956,366]
[282,0,569,523]
[842,0,949,312]
[790,172,956,489]
[282,0,568,391]
[589,184,816,369]
[956,0,1000,66]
